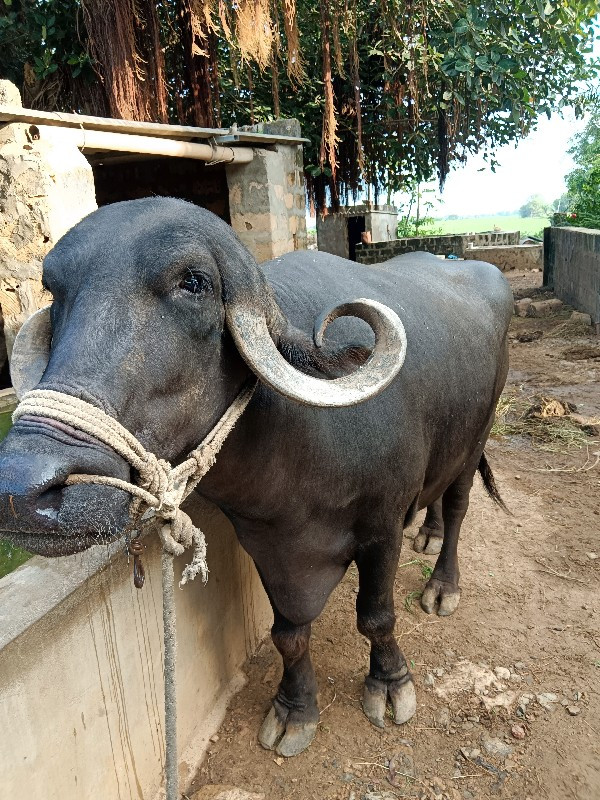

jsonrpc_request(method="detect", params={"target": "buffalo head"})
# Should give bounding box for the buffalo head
[0,198,405,556]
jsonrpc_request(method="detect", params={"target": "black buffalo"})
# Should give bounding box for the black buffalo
[0,198,512,757]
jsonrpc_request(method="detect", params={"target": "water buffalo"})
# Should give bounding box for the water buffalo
[0,197,512,757]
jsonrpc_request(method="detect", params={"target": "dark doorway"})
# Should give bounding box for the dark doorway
[91,158,231,223]
[347,215,366,261]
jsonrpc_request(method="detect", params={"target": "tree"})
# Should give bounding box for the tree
[552,193,573,213]
[562,111,600,228]
[519,194,551,218]
[2,0,599,210]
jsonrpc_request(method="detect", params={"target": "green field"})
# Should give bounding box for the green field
[434,215,548,237]
[0,410,32,579]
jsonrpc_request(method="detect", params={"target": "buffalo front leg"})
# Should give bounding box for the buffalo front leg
[413,496,443,555]
[258,609,319,757]
[421,470,474,617]
[356,539,417,729]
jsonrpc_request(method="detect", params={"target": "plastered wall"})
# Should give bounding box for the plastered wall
[0,495,271,800]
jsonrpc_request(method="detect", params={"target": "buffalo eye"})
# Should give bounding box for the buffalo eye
[179,271,211,296]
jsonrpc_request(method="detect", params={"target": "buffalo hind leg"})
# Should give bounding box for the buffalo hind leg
[421,468,475,617]
[356,538,417,729]
[258,609,319,757]
[413,496,443,555]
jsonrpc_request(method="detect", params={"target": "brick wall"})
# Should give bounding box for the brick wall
[544,226,600,324]
[355,231,520,264]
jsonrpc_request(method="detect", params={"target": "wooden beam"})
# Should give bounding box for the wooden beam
[0,105,227,140]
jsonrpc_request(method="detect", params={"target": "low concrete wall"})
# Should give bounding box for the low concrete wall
[464,244,543,272]
[355,231,520,264]
[544,226,600,324]
[0,495,271,800]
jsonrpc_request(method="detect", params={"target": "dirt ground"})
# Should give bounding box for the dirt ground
[190,270,600,800]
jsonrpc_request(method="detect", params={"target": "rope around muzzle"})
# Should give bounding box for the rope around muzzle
[12,381,257,586]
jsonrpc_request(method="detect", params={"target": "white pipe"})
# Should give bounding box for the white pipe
[38,125,254,164]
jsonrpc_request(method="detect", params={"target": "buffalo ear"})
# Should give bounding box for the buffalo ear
[10,306,52,399]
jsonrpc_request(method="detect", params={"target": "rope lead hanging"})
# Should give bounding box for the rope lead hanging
[162,551,178,800]
[12,380,258,800]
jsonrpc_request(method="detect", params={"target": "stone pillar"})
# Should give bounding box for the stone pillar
[226,118,307,263]
[0,81,97,363]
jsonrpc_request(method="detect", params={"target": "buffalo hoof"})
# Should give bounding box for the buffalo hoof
[412,526,443,555]
[362,675,417,728]
[258,700,318,757]
[421,577,461,616]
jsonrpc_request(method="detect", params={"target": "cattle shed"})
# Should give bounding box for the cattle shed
[0,79,308,388]
[0,79,306,800]
[316,204,398,261]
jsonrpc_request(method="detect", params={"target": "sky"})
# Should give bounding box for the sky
[393,108,588,218]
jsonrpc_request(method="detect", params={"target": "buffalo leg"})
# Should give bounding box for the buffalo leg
[412,496,443,555]
[421,468,475,617]
[258,609,319,757]
[356,539,417,728]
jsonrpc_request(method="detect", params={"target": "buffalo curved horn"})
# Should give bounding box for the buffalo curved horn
[10,305,52,400]
[226,298,407,407]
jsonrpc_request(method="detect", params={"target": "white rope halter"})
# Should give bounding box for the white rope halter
[12,381,256,585]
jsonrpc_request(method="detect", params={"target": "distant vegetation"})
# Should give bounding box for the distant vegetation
[435,215,548,237]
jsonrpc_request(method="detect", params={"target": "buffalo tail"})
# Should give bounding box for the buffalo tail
[478,453,510,514]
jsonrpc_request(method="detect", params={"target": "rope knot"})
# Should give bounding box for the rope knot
[138,453,171,507]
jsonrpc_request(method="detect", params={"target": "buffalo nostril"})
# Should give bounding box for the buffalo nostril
[35,486,63,521]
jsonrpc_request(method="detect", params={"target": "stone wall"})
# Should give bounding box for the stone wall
[0,495,271,800]
[464,244,543,272]
[544,226,600,325]
[0,80,97,363]
[355,230,520,264]
[226,119,307,262]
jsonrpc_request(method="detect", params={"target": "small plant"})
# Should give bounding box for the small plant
[420,562,434,580]
[404,589,423,613]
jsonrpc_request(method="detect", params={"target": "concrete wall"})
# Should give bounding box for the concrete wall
[366,207,398,243]
[544,226,600,324]
[464,244,542,272]
[315,212,348,258]
[0,495,271,800]
[355,230,520,264]
[226,119,307,262]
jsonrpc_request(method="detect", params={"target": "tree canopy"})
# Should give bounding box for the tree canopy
[1,0,599,209]
[519,194,551,218]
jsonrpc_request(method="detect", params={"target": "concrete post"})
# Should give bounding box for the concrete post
[226,118,307,262]
[0,81,97,361]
